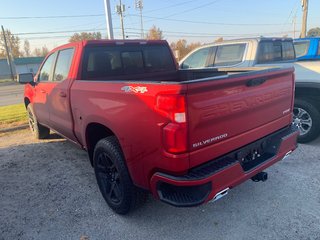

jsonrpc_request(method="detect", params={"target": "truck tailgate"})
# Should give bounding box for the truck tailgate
[186,68,294,167]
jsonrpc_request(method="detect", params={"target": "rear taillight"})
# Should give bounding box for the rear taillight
[155,95,187,153]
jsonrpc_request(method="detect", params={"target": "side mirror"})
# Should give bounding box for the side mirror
[180,62,189,69]
[18,73,34,84]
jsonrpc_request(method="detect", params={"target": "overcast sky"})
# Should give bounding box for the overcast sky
[1,0,319,51]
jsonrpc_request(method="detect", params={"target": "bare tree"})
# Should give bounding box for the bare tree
[32,45,50,57]
[214,37,224,43]
[307,27,320,37]
[146,26,163,40]
[41,46,49,56]
[0,29,22,58]
[32,48,42,57]
[69,32,102,42]
[170,39,202,60]
[24,40,31,57]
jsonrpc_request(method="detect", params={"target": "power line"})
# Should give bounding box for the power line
[14,28,118,36]
[0,12,294,27]
[14,26,297,37]
[143,0,195,14]
[0,14,105,19]
[164,0,223,18]
[129,14,297,26]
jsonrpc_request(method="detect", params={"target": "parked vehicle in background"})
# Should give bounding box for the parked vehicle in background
[180,37,320,143]
[18,40,298,214]
[294,37,320,60]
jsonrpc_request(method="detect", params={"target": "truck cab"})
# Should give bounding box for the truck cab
[294,37,320,61]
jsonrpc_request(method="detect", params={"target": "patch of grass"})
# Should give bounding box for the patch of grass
[0,103,27,128]
[0,78,14,83]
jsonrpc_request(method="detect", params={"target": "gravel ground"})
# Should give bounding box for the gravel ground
[0,129,319,240]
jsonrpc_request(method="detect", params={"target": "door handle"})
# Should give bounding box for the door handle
[40,89,46,93]
[59,92,67,98]
[246,78,267,87]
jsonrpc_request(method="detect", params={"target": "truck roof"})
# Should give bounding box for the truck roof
[188,37,293,51]
[294,37,320,42]
[82,39,168,46]
[47,39,169,57]
[210,36,292,44]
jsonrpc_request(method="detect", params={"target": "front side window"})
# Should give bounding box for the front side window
[214,44,246,67]
[53,48,74,82]
[181,47,211,69]
[38,53,56,82]
[294,41,310,58]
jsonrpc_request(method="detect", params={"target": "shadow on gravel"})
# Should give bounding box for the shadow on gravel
[0,137,319,240]
[47,132,63,140]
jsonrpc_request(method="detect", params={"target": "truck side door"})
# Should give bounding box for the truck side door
[47,48,76,141]
[33,52,57,126]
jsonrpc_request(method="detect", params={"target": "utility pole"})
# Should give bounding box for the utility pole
[104,0,114,39]
[1,25,15,81]
[116,0,125,39]
[135,0,144,39]
[301,0,308,38]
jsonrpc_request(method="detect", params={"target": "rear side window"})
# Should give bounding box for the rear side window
[181,47,211,69]
[214,44,246,67]
[82,45,175,80]
[53,48,74,82]
[294,41,310,57]
[257,41,295,63]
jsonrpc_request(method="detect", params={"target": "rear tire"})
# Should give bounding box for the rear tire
[293,99,320,143]
[27,105,50,139]
[93,136,146,214]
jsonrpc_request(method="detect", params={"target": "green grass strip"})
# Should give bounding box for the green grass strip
[0,104,27,125]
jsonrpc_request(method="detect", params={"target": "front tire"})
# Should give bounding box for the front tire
[27,105,50,139]
[93,136,146,214]
[293,99,320,143]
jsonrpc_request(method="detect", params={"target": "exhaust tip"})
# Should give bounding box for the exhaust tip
[212,187,229,202]
[251,172,268,182]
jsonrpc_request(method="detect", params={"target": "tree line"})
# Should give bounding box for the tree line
[0,29,49,58]
[1,26,320,60]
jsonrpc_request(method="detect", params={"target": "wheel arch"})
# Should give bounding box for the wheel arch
[85,122,119,166]
[24,97,31,109]
[295,85,320,110]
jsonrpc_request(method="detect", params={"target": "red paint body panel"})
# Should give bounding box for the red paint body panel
[150,130,299,203]
[23,40,298,202]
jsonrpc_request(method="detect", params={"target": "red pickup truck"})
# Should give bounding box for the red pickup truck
[18,40,299,214]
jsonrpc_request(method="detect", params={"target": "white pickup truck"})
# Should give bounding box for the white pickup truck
[180,37,320,143]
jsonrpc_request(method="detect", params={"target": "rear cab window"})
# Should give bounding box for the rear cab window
[257,40,295,63]
[82,44,176,80]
